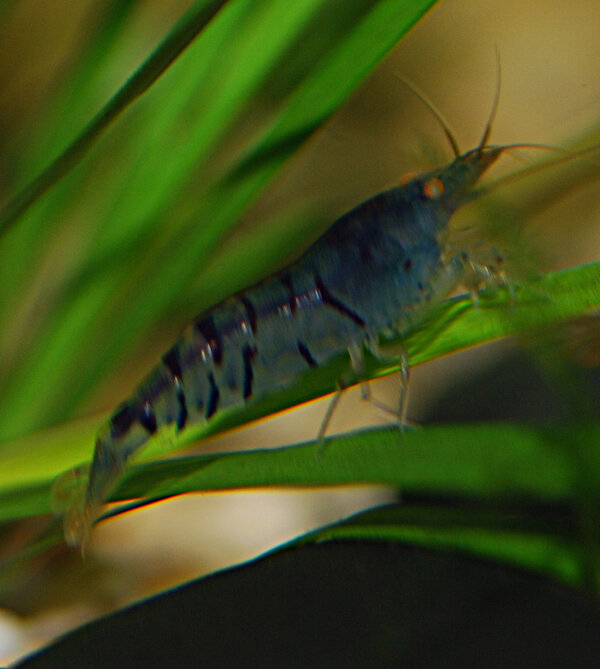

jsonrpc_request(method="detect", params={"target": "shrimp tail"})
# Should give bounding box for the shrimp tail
[51,463,92,549]
[59,435,122,548]
[63,402,154,547]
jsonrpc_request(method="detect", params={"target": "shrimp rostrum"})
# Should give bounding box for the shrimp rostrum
[62,89,526,547]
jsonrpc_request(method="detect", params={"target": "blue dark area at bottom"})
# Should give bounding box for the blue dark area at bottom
[16,541,600,669]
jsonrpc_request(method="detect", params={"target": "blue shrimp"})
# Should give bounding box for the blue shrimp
[61,87,526,547]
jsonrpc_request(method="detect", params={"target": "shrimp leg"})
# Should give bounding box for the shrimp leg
[317,340,410,449]
[362,339,410,427]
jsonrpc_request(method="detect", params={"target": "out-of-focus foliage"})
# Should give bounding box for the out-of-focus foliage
[0,0,599,664]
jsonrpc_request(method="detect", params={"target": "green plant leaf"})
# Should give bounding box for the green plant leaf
[0,259,600,513]
[293,503,587,586]
[0,0,438,441]
[0,419,593,519]
[0,0,228,233]
[3,422,598,590]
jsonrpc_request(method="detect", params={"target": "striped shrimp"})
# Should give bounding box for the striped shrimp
[61,83,547,548]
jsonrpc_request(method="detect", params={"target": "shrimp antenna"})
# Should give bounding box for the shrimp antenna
[478,47,502,153]
[473,142,600,199]
[394,74,461,158]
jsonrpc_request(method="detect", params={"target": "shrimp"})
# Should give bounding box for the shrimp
[60,80,544,548]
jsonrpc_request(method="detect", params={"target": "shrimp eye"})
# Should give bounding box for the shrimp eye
[423,177,444,199]
[399,171,418,186]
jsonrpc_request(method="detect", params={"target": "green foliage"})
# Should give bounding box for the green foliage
[0,0,599,616]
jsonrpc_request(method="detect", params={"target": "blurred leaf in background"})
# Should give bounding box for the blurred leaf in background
[0,0,599,664]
